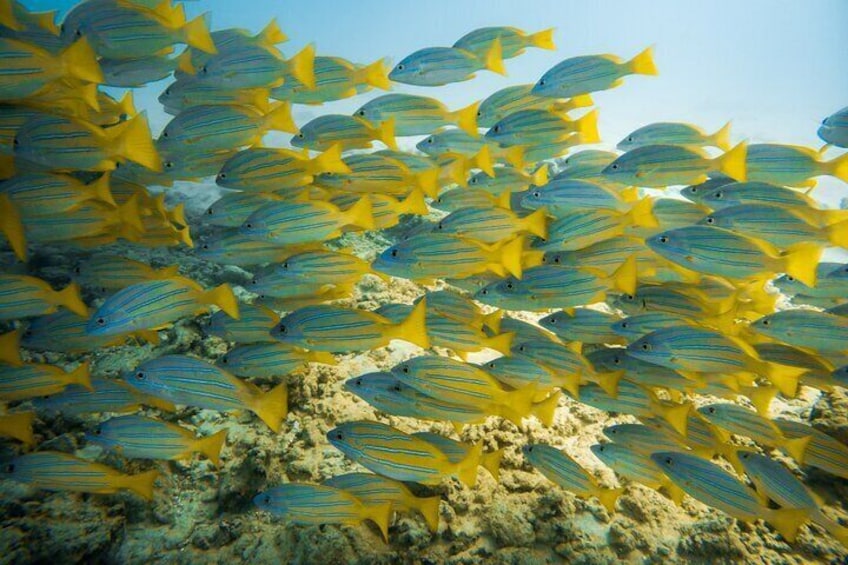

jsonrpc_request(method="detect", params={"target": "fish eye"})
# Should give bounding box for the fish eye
[610,164,619,170]
[391,384,402,392]
[714,191,723,199]
[396,64,405,71]
[426,138,433,144]
[250,278,258,285]
[493,125,501,133]
[526,445,534,452]
[538,79,545,86]
[263,495,271,504]
[164,89,171,96]
[164,161,175,169]
[390,249,399,257]
[552,256,560,264]
[627,136,633,142]
[73,266,81,274]
[613,355,622,364]
[12,138,18,147]
[707,406,716,414]
[400,365,409,373]
[658,236,669,244]
[479,288,488,295]
[297,133,304,139]
[548,317,557,325]
[620,321,628,328]
[333,431,344,440]
[785,275,795,282]
[75,29,82,37]
[505,282,514,290]
[476,111,481,117]
[353,378,361,386]
[357,110,366,116]
[705,217,715,224]
[22,329,32,338]
[96,317,106,326]
[277,324,287,334]
[740,452,749,459]
[282,262,289,269]
[245,223,253,229]
[200,65,208,74]
[201,243,209,250]
[597,445,606,452]
[532,191,540,198]
[640,343,650,351]
[206,208,214,215]
[94,427,102,435]
[625,294,634,301]
[664,457,673,466]
[162,131,169,138]
[469,177,477,185]
[436,223,443,230]
[218,172,226,179]
[135,371,145,380]
[487,362,496,368]
[221,356,228,364]
[518,345,526,352]
[761,318,770,326]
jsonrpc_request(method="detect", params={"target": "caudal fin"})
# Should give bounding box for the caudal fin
[711,121,732,151]
[345,195,376,230]
[828,152,848,183]
[374,118,398,151]
[400,189,430,216]
[120,469,159,500]
[826,220,848,249]
[483,38,506,76]
[529,27,556,50]
[264,101,297,134]
[610,256,637,295]
[745,385,777,417]
[114,113,162,171]
[659,402,691,437]
[594,487,623,514]
[472,144,495,177]
[575,109,600,144]
[201,283,240,319]
[0,329,21,366]
[287,44,316,89]
[765,508,808,542]
[0,412,34,445]
[781,434,811,464]
[356,58,391,90]
[764,362,804,398]
[414,169,440,199]
[456,442,483,487]
[192,429,227,467]
[257,18,287,46]
[56,283,88,317]
[783,242,822,287]
[531,390,562,427]
[485,331,514,355]
[88,174,116,207]
[182,14,217,54]
[393,299,430,349]
[416,496,441,533]
[362,501,392,542]
[312,144,351,174]
[66,361,93,391]
[481,448,505,481]
[531,164,549,187]
[452,101,480,137]
[717,141,747,181]
[251,382,288,433]
[498,235,525,279]
[61,39,103,84]
[627,46,658,76]
[0,194,26,261]
[521,208,548,239]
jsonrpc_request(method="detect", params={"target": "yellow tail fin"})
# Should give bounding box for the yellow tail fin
[452,101,480,137]
[531,164,549,186]
[765,508,808,542]
[456,442,483,487]
[356,58,391,90]
[67,361,93,391]
[0,412,34,445]
[473,144,495,177]
[660,402,691,437]
[498,235,525,278]
[362,501,392,542]
[192,429,227,467]
[575,109,600,144]
[0,329,21,366]
[117,91,136,117]
[764,362,804,398]
[594,487,623,514]
[611,255,637,294]
[745,385,777,417]
[828,152,848,183]
[308,351,338,365]
[202,283,240,319]
[175,49,195,75]
[114,113,162,171]
[119,469,159,500]
[374,118,398,151]
[481,448,505,481]
[345,195,376,230]
[61,39,104,84]
[481,309,503,333]
[401,188,430,216]
[568,93,594,110]
[264,101,297,133]
[717,141,747,181]
[485,331,514,355]
[711,121,732,151]
[529,27,556,50]
[417,496,441,533]
[531,390,562,427]
[0,0,22,31]
[288,44,316,89]
[251,382,288,433]
[782,242,821,287]
[826,220,848,248]
[394,298,430,349]
[0,194,27,261]
[182,14,216,54]
[521,208,548,239]
[257,18,287,46]
[56,283,88,317]
[168,203,187,228]
[625,196,658,228]
[117,193,144,232]
[88,174,116,207]
[781,434,811,464]
[312,144,351,174]
[627,46,658,76]
[78,82,100,111]
[483,37,506,75]
[503,145,526,169]
[414,169,440,199]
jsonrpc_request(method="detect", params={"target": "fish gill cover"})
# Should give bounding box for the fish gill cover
[0,0,847,563]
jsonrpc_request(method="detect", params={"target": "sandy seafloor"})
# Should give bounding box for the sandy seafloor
[2,186,848,565]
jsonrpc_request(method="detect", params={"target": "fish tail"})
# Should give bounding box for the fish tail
[531,163,549,187]
[413,169,440,199]
[345,195,376,230]
[481,448,505,481]
[717,141,748,181]
[531,390,562,427]
[483,37,506,76]
[763,362,803,398]
[67,360,93,391]
[417,496,441,533]
[782,242,821,287]
[570,93,594,109]
[481,309,503,333]
[176,49,195,75]
[522,208,548,239]
[765,508,808,542]
[745,385,777,417]
[251,382,288,433]
[393,298,430,349]
[169,203,188,228]
[610,256,637,295]
[257,18,287,46]
[498,235,525,278]
[781,434,811,464]
[117,91,137,117]
[627,46,658,76]
[182,13,217,54]
[117,193,145,232]
[445,158,469,186]
[176,225,194,247]
[575,109,601,144]
[114,113,162,171]
[529,27,556,50]
[60,38,103,84]
[355,58,391,90]
[362,501,392,542]
[373,118,398,151]
[192,429,228,467]
[56,282,88,317]
[0,0,22,30]
[503,145,526,169]
[309,351,338,365]
[558,370,582,400]
[456,442,483,487]
[399,188,430,216]
[711,121,732,151]
[0,194,27,261]
[594,487,623,514]
[264,101,297,134]
[133,329,161,345]
[0,412,34,445]
[288,44,316,89]
[0,329,22,366]
[485,331,514,356]
[78,82,100,111]
[596,371,622,398]
[625,196,658,228]
[311,144,350,175]
[821,518,848,549]
[117,469,159,501]
[659,402,691,437]
[825,219,848,249]
[472,144,495,177]
[451,101,480,137]
[828,152,848,183]
[88,173,116,207]
[201,283,240,319]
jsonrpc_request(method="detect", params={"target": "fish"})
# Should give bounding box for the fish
[541,237,655,278]
[453,26,554,59]
[73,254,178,291]
[633,197,710,232]
[271,56,388,105]
[538,308,623,345]
[477,84,593,128]
[744,143,848,187]
[157,103,296,155]
[0,274,87,319]
[602,423,688,455]
[291,114,397,152]
[678,176,736,203]
[250,250,381,299]
[331,190,430,230]
[699,181,829,210]
[207,303,279,344]
[125,354,287,432]
[216,144,349,192]
[486,108,600,147]
[576,380,691,436]
[14,111,161,172]
[416,289,498,330]
[323,472,441,533]
[1,172,114,216]
[417,128,522,175]
[748,310,848,354]
[1,451,159,500]
[412,432,504,481]
[208,192,302,230]
[434,205,547,243]
[520,179,656,225]
[591,443,684,505]
[314,152,439,198]
[617,121,732,151]
[194,43,314,90]
[586,347,706,397]
[100,53,189,87]
[697,403,810,463]
[610,311,695,341]
[389,42,505,87]
[196,231,307,267]
[602,142,748,187]
[32,375,174,416]
[532,47,657,98]
[534,209,647,252]
[819,106,848,148]
[651,451,806,542]
[219,343,335,379]
[373,233,525,281]
[774,418,848,480]
[17,197,143,244]
[271,300,429,353]
[482,354,578,399]
[646,225,821,287]
[21,309,158,352]
[0,411,34,445]
[0,37,102,100]
[467,163,549,194]
[523,443,622,513]
[86,276,238,337]
[159,78,272,115]
[86,415,227,466]
[327,420,483,486]
[254,483,391,542]
[772,262,848,300]
[354,93,479,137]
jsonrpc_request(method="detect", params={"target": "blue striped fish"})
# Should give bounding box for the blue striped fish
[291,114,397,152]
[389,43,504,87]
[532,47,657,98]
[22,310,158,352]
[74,255,178,291]
[482,354,573,398]
[254,483,391,541]
[0,328,21,366]
[125,354,287,432]
[700,181,826,210]
[32,376,174,416]
[2,172,114,216]
[314,152,439,198]
[486,108,600,147]
[272,56,388,105]
[618,121,732,151]
[412,432,504,481]
[354,93,479,137]
[216,144,349,192]
[0,361,90,401]
[819,106,848,148]
[159,78,272,115]
[0,411,34,446]
[454,26,554,59]
[0,37,102,100]
[591,443,684,505]
[196,232,304,267]
[775,419,848,480]
[602,423,687,455]
[744,143,848,188]
[749,309,848,354]
[538,308,623,345]
[207,303,279,344]
[327,420,483,486]
[477,83,593,128]
[577,380,691,436]
[220,343,335,379]
[250,250,379,299]
[0,274,87,319]
[610,312,695,341]
[195,43,314,90]
[603,142,748,187]
[204,192,287,228]
[435,206,547,243]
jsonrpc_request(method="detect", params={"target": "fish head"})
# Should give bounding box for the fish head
[270,314,306,345]
[645,229,693,267]
[696,403,732,425]
[649,451,682,472]
[626,331,673,366]
[86,304,134,337]
[518,186,546,210]
[696,211,725,229]
[313,170,345,189]
[416,133,446,156]
[540,251,567,265]
[484,118,511,144]
[616,132,640,152]
[352,102,380,125]
[238,210,268,239]
[253,490,275,511]
[600,154,637,182]
[83,420,118,451]
[530,70,558,98]
[388,52,425,84]
[589,443,614,463]
[124,359,169,398]
[371,242,417,279]
[832,364,848,385]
